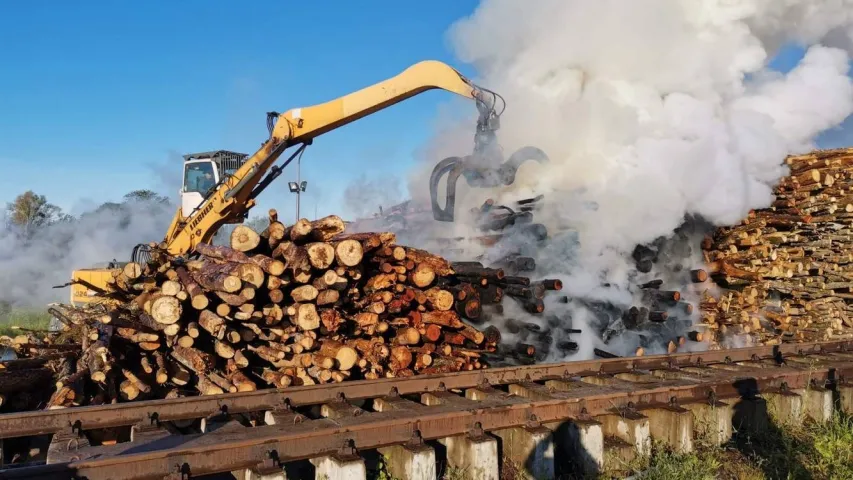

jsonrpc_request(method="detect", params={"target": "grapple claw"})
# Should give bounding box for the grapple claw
[131,243,153,265]
[429,146,549,222]
[498,146,549,185]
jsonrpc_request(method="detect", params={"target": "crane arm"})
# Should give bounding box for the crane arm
[161,60,496,256]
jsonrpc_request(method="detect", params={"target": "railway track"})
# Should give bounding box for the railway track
[1,340,852,480]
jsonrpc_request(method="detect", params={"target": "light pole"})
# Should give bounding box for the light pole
[288,157,308,221]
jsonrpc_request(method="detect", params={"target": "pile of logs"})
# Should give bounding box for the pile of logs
[0,345,68,412]
[393,192,706,358]
[557,263,710,358]
[699,148,853,345]
[2,211,562,409]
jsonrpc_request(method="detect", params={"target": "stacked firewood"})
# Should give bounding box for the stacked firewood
[13,211,559,408]
[699,148,853,345]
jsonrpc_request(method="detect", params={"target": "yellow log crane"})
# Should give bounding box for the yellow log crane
[68,60,548,305]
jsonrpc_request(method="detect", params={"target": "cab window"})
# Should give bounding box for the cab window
[184,162,216,195]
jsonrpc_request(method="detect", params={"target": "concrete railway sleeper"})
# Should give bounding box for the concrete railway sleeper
[0,340,851,479]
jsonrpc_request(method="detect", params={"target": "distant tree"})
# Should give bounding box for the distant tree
[5,191,68,236]
[55,212,74,224]
[123,190,170,205]
[94,202,125,213]
[78,201,132,229]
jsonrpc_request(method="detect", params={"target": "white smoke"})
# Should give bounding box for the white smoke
[0,200,174,308]
[408,0,853,358]
[342,173,406,221]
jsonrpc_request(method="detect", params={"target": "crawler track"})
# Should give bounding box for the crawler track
[2,340,853,479]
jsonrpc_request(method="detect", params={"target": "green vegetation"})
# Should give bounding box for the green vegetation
[728,412,853,480]
[616,442,745,480]
[0,307,52,337]
[612,413,853,480]
[4,190,70,237]
[373,453,400,480]
[417,413,853,480]
[442,465,474,480]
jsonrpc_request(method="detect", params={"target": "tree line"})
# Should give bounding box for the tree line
[3,189,272,246]
[3,189,171,239]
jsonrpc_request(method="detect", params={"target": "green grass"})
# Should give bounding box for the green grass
[367,413,853,480]
[730,412,853,480]
[617,442,748,480]
[0,308,53,337]
[615,412,853,480]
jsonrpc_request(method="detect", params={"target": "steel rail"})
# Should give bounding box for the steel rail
[3,354,852,480]
[1,339,850,441]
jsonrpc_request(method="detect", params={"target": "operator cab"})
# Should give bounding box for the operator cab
[181,150,249,218]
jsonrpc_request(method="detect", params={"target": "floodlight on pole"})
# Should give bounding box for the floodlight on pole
[290,156,308,221]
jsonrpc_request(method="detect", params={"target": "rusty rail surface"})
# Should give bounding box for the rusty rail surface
[1,340,852,479]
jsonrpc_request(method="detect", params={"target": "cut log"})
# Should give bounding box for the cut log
[424,288,454,311]
[196,375,225,396]
[393,327,421,346]
[228,370,257,392]
[123,262,143,280]
[405,247,454,276]
[316,289,340,306]
[421,311,464,329]
[207,372,237,393]
[154,351,168,384]
[263,220,287,249]
[150,296,181,325]
[365,273,397,293]
[334,239,364,267]
[306,242,336,269]
[291,285,319,303]
[192,264,241,293]
[250,254,285,276]
[295,303,320,331]
[230,225,261,252]
[196,243,251,263]
[286,218,313,242]
[171,346,215,374]
[318,340,358,371]
[409,264,435,288]
[176,267,209,310]
[214,340,236,359]
[390,346,413,371]
[273,242,312,278]
[231,263,262,289]
[320,309,344,333]
[198,310,226,338]
[309,215,347,241]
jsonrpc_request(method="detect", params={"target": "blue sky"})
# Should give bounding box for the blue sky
[0,1,479,218]
[0,3,850,221]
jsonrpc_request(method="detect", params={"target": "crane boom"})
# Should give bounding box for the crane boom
[161,60,490,256]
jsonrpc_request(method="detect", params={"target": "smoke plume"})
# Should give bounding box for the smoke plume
[342,173,406,220]
[0,200,174,308]
[408,0,853,358]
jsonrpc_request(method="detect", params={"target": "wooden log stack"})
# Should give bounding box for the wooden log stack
[3,210,559,409]
[698,148,853,346]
